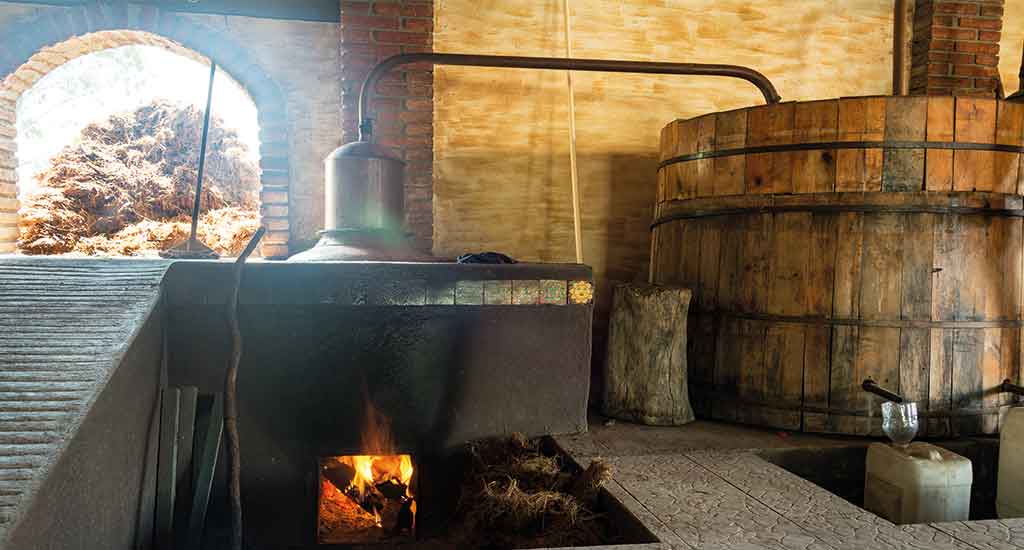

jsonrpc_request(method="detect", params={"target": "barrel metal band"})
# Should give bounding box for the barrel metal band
[658,140,1024,169]
[685,310,1024,329]
[651,203,1024,229]
[690,387,1017,418]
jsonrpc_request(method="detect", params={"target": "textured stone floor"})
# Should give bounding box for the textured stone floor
[554,417,1024,550]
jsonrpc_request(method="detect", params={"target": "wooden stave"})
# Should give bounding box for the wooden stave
[651,191,1023,437]
[655,96,1024,203]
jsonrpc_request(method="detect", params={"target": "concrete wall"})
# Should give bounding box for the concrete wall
[5,312,162,550]
[432,0,896,315]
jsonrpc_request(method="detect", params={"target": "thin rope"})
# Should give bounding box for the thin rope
[563,0,583,264]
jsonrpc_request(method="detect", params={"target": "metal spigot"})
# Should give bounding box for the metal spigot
[862,379,905,403]
[1002,379,1024,397]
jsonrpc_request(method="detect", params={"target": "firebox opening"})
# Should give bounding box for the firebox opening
[318,454,417,545]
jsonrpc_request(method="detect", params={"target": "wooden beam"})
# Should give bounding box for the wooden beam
[0,0,340,22]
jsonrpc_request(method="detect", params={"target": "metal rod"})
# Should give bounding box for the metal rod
[862,379,905,403]
[224,226,265,550]
[563,0,583,264]
[189,61,217,245]
[357,53,782,140]
[1003,379,1024,396]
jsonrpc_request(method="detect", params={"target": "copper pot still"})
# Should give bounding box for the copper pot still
[290,141,428,262]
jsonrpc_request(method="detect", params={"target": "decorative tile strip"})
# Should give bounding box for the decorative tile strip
[483,280,512,305]
[455,280,484,305]
[568,281,594,305]
[310,279,590,306]
[540,280,568,305]
[425,280,456,305]
[512,280,540,305]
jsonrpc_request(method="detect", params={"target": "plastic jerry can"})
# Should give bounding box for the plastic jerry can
[864,442,972,524]
[998,407,1024,518]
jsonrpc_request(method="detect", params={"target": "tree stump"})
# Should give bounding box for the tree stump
[602,284,694,426]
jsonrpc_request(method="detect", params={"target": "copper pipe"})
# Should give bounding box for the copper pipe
[357,52,782,140]
[862,379,905,403]
[893,0,910,96]
[1003,379,1024,396]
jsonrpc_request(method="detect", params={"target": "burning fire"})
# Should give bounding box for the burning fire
[318,392,416,543]
[332,454,415,526]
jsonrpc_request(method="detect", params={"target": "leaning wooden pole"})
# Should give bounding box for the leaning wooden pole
[225,226,265,550]
[563,0,583,264]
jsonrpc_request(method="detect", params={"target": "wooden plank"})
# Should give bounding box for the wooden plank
[677,119,699,199]
[987,217,1022,321]
[763,323,805,430]
[926,96,955,192]
[736,319,767,422]
[899,328,930,414]
[901,213,934,321]
[713,318,745,422]
[827,325,859,433]
[954,97,997,192]
[173,387,199,537]
[713,108,747,196]
[697,217,721,312]
[659,121,678,162]
[882,96,927,192]
[690,314,717,417]
[960,215,989,321]
[738,213,773,313]
[745,102,795,194]
[859,326,902,436]
[677,220,701,288]
[928,329,953,437]
[184,393,224,550]
[858,213,903,321]
[793,99,838,193]
[805,214,837,317]
[833,212,864,319]
[837,97,886,191]
[981,328,1003,434]
[716,215,742,311]
[694,114,716,198]
[951,329,984,435]
[802,325,831,431]
[768,212,812,316]
[156,387,181,550]
[932,214,965,322]
[995,101,1023,193]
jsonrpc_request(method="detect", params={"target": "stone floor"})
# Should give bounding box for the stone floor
[553,415,1024,550]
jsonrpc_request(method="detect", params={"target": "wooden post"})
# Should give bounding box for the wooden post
[602,284,694,426]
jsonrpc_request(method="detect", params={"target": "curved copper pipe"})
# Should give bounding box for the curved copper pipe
[357,52,782,140]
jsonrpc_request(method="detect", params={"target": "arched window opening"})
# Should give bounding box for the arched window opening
[14,43,261,257]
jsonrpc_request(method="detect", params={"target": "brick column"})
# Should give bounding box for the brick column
[340,0,433,252]
[911,0,1004,96]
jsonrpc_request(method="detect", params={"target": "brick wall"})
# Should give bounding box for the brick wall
[0,3,343,258]
[340,0,433,252]
[911,0,1005,96]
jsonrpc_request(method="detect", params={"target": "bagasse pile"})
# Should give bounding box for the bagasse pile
[18,100,260,256]
[450,433,614,549]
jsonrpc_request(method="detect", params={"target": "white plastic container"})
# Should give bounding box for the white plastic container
[998,407,1024,518]
[864,442,972,524]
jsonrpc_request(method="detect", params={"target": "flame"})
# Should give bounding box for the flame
[333,454,414,526]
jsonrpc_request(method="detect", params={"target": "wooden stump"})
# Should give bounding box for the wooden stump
[602,284,694,426]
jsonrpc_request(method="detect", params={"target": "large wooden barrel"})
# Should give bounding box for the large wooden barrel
[651,96,1024,437]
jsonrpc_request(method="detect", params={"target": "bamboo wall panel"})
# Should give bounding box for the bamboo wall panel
[652,96,1024,436]
[434,0,895,318]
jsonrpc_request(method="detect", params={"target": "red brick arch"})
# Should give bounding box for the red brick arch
[0,4,292,257]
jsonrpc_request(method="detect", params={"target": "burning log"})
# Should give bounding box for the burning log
[318,454,416,544]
